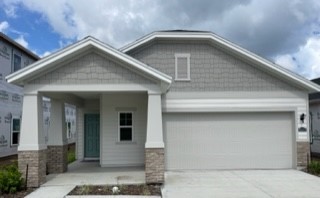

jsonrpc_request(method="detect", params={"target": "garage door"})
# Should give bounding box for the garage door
[163,112,294,170]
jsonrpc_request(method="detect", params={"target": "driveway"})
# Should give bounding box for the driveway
[163,170,320,198]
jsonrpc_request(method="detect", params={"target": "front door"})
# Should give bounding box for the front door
[84,114,100,158]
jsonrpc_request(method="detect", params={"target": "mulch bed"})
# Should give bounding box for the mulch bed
[68,184,162,196]
[0,188,36,198]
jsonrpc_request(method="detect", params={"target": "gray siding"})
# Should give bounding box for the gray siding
[29,53,155,85]
[129,41,302,92]
[100,93,147,166]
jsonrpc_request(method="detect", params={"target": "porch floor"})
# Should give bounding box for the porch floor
[44,160,146,186]
[26,161,145,198]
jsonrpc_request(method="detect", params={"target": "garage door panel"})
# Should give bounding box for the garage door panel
[164,112,293,170]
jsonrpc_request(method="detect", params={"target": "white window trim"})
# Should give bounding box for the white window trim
[175,53,191,81]
[11,116,20,146]
[118,111,134,142]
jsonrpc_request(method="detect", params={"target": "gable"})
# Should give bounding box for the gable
[28,52,155,85]
[129,41,303,92]
[122,31,320,93]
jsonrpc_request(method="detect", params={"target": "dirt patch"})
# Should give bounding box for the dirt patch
[0,188,36,198]
[68,184,161,196]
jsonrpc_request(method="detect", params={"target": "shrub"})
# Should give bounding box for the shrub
[0,163,24,194]
[68,149,76,164]
[308,161,320,175]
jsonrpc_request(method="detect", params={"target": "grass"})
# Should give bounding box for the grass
[308,160,320,175]
[67,148,76,164]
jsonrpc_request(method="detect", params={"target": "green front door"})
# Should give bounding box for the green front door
[84,114,100,158]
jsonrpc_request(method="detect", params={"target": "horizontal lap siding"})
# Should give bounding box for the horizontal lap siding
[100,93,147,166]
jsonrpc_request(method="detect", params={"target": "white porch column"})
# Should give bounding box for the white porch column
[145,93,164,184]
[19,93,46,151]
[47,99,68,173]
[146,93,164,148]
[18,93,47,187]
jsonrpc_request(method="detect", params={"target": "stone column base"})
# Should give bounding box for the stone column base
[18,149,47,187]
[47,145,68,173]
[297,142,310,167]
[145,148,164,184]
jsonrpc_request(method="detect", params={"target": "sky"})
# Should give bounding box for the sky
[1,0,320,79]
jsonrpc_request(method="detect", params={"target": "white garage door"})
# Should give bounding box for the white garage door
[163,112,294,170]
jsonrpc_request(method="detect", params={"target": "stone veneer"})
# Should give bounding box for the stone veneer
[297,142,310,167]
[18,149,47,187]
[145,148,164,184]
[47,145,68,173]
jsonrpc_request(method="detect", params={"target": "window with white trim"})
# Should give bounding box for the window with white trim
[118,112,133,141]
[11,117,20,146]
[175,53,190,81]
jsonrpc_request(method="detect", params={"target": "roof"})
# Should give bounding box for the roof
[6,36,172,88]
[310,78,320,100]
[0,32,40,60]
[120,30,320,93]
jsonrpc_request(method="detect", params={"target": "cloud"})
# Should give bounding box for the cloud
[0,21,9,32]
[275,37,320,79]
[14,35,29,48]
[2,0,320,78]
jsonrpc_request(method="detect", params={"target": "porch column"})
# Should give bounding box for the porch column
[18,93,47,187]
[145,93,164,184]
[47,99,68,173]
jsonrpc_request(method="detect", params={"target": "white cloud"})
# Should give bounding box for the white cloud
[275,37,320,79]
[2,0,320,79]
[14,35,29,48]
[0,21,9,32]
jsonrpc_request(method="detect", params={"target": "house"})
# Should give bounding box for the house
[309,78,320,156]
[6,30,320,187]
[0,32,38,158]
[0,33,77,159]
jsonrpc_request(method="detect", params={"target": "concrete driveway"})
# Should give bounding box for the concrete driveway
[163,170,320,198]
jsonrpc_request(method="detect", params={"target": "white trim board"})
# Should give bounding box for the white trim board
[162,98,307,112]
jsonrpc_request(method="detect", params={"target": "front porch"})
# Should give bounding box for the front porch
[18,91,165,187]
[6,38,172,187]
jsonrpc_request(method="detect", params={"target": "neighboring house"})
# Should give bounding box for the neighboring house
[0,32,39,158]
[309,78,320,156]
[0,32,76,158]
[6,30,320,187]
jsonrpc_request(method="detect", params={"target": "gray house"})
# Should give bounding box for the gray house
[0,33,76,159]
[309,78,320,156]
[6,31,320,187]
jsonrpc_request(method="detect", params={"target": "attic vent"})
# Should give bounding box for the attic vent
[175,53,190,81]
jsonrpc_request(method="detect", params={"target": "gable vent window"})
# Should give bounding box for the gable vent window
[175,53,190,81]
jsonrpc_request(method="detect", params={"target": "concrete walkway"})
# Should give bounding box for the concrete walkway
[26,161,145,198]
[163,170,320,198]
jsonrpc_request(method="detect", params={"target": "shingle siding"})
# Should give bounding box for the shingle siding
[29,53,155,85]
[129,41,302,92]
